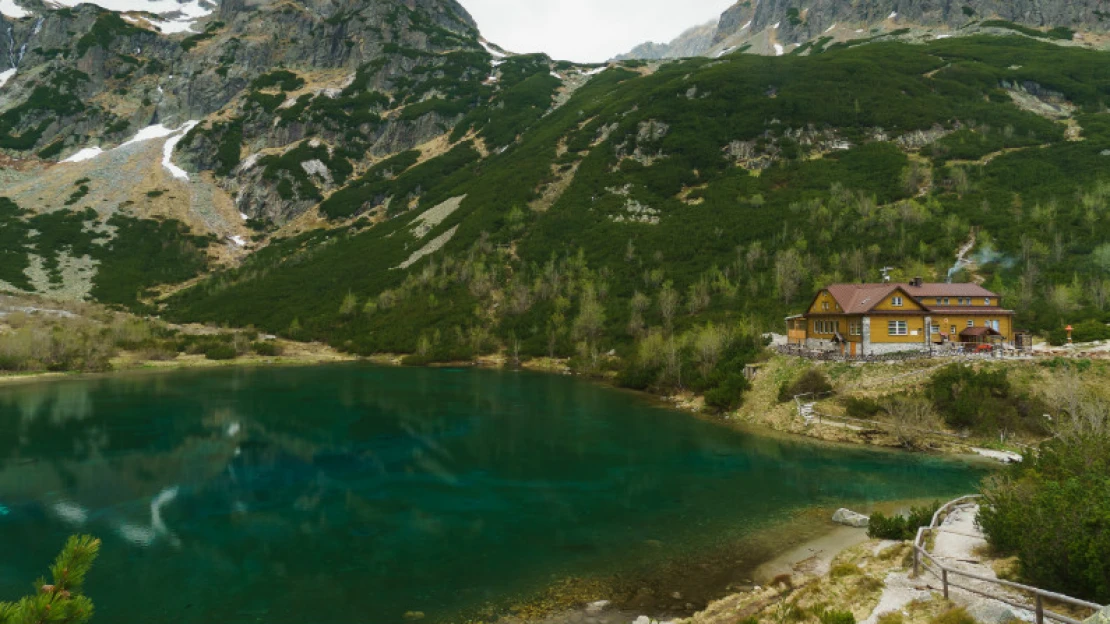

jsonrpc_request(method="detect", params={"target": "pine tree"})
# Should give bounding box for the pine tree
[0,535,100,624]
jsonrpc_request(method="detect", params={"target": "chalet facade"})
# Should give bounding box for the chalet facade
[786,279,1016,356]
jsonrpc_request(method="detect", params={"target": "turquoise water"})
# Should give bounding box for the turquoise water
[0,365,987,623]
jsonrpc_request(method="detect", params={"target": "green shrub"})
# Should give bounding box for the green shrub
[867,501,940,540]
[778,368,834,402]
[204,344,238,360]
[867,512,909,540]
[843,396,884,419]
[252,341,282,356]
[979,430,1110,602]
[925,364,1047,434]
[1047,320,1110,345]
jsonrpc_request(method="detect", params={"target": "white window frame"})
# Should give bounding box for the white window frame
[891,296,904,307]
[850,321,862,336]
[888,320,908,336]
[968,320,975,328]
[985,298,992,306]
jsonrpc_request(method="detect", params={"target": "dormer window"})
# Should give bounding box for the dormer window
[892,296,904,307]
[823,302,830,311]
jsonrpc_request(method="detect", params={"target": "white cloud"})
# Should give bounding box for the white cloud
[460,0,735,63]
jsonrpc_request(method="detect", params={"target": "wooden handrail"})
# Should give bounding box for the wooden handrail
[912,496,1104,624]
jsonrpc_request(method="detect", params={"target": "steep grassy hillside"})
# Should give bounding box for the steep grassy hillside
[166,36,1110,365]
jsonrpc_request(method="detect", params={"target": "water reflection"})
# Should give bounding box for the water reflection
[0,366,989,624]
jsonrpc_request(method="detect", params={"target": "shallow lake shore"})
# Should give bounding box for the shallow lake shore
[0,356,996,624]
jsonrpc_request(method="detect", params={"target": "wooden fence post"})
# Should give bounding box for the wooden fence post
[942,569,949,599]
[1035,595,1044,624]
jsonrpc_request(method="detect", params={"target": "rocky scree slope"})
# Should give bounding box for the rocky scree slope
[0,0,573,304]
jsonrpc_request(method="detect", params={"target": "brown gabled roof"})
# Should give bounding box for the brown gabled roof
[825,283,904,314]
[821,282,1003,315]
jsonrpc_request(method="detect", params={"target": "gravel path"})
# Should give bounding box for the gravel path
[864,505,1037,624]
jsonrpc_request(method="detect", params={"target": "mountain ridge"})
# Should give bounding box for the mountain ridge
[617,0,1110,60]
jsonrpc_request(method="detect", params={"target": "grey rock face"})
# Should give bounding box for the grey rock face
[1,0,489,223]
[614,20,717,61]
[714,0,1110,45]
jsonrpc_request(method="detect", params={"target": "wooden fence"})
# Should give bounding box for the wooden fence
[912,496,1104,624]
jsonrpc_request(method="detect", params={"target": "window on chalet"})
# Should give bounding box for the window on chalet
[891,296,904,307]
[967,320,974,327]
[888,321,908,336]
[850,321,862,336]
[985,298,992,306]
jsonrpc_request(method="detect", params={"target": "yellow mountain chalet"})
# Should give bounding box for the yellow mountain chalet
[786,279,1016,356]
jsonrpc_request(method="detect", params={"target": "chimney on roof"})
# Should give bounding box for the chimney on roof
[911,277,923,288]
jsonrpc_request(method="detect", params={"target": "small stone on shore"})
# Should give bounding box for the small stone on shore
[584,600,610,614]
[832,508,870,528]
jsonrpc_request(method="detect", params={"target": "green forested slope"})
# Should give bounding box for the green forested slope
[167,36,1110,367]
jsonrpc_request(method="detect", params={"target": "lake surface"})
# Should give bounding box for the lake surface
[0,365,988,623]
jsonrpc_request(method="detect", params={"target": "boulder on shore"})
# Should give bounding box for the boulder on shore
[832,508,870,528]
[1086,606,1110,624]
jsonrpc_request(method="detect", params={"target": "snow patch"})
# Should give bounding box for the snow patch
[740,20,752,30]
[824,23,837,33]
[147,15,200,33]
[0,67,15,89]
[61,147,104,163]
[479,40,505,59]
[888,11,898,19]
[0,0,29,18]
[239,212,249,221]
[161,120,199,180]
[47,0,214,33]
[714,46,736,58]
[772,21,780,29]
[583,65,607,76]
[549,71,562,80]
[120,123,176,146]
[773,43,784,56]
[934,34,952,39]
[229,235,246,247]
[972,448,1023,463]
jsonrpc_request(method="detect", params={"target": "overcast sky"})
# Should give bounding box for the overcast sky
[459,0,735,63]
